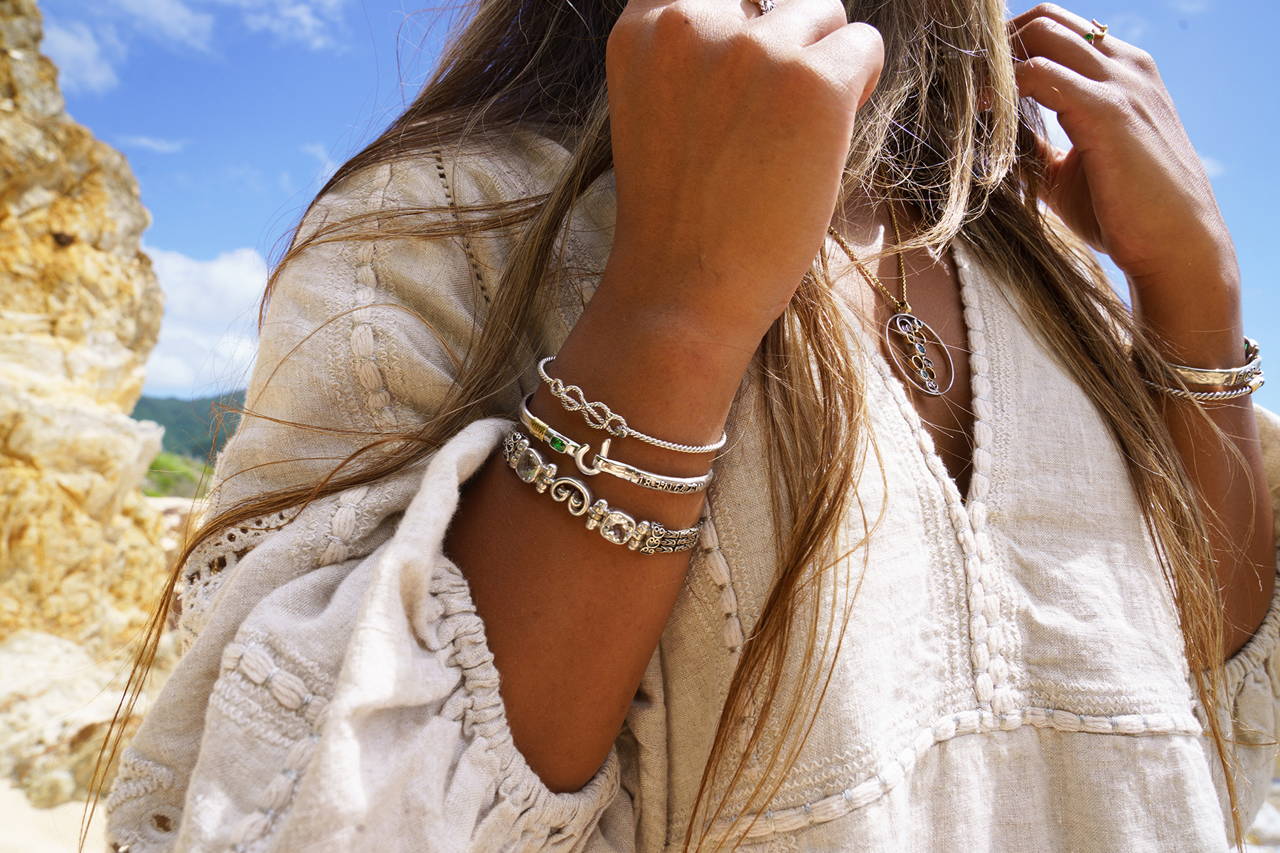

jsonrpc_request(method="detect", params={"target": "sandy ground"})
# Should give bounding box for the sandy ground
[1,782,104,853]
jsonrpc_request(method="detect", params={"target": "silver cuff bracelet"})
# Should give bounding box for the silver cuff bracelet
[518,395,713,494]
[1164,336,1262,388]
[503,431,704,554]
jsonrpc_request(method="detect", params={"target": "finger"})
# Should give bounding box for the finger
[1009,3,1102,44]
[1011,15,1110,81]
[748,0,849,48]
[1009,3,1145,65]
[1014,55,1114,136]
[806,22,885,107]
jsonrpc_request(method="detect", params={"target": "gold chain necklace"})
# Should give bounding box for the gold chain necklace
[826,204,956,396]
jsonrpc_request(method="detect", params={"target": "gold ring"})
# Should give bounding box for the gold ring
[1084,18,1109,45]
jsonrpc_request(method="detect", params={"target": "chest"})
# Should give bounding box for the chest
[827,236,976,501]
[653,239,1195,840]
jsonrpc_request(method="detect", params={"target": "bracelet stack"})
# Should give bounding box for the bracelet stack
[501,357,724,555]
[503,433,703,554]
[1142,336,1265,403]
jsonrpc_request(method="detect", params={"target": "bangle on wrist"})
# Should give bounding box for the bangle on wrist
[518,395,713,494]
[536,356,728,455]
[502,431,704,554]
[1161,336,1261,388]
[1140,335,1265,403]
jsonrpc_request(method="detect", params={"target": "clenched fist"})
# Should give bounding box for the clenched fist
[604,0,884,341]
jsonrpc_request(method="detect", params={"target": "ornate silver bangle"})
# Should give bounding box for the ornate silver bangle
[1142,372,1265,402]
[518,395,713,494]
[503,431,704,554]
[1163,336,1261,389]
[536,356,728,455]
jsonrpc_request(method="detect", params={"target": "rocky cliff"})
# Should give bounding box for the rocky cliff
[0,0,174,807]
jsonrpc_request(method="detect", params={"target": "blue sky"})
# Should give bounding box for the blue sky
[38,0,1278,411]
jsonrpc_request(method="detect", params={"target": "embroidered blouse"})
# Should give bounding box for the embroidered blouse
[105,126,1280,852]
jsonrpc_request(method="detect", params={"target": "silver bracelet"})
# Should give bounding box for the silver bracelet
[1142,373,1265,402]
[1164,336,1261,389]
[536,356,728,455]
[503,431,704,554]
[518,395,713,494]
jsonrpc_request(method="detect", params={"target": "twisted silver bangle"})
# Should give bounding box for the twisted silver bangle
[503,431,704,554]
[1142,373,1265,402]
[536,356,728,455]
[518,395,713,494]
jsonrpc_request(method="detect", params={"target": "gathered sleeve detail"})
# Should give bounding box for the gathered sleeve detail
[105,134,636,852]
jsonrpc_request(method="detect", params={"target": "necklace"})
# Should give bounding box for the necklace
[827,205,956,397]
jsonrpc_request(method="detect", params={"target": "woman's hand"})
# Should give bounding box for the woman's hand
[605,0,883,344]
[1010,3,1237,289]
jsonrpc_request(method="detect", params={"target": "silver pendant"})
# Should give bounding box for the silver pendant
[884,312,955,396]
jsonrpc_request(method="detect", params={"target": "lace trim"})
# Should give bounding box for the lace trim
[104,751,184,852]
[430,147,492,308]
[176,509,294,652]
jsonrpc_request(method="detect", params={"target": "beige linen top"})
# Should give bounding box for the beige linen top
[105,127,1280,852]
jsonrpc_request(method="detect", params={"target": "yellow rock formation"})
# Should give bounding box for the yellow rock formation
[0,0,174,807]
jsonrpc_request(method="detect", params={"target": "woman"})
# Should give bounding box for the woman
[100,0,1280,849]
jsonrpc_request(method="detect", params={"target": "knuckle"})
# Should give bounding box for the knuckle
[1129,47,1158,72]
[815,0,850,33]
[1021,55,1054,75]
[1024,16,1054,36]
[651,3,699,40]
[1030,2,1065,19]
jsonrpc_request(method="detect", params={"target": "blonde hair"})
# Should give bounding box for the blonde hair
[91,0,1251,848]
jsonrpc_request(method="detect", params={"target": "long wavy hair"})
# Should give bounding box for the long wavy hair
[90,0,1251,848]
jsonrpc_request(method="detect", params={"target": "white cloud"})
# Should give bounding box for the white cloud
[1103,13,1149,43]
[41,0,349,93]
[109,0,214,51]
[210,0,349,51]
[118,135,187,153]
[301,142,339,183]
[42,20,122,94]
[142,245,268,397]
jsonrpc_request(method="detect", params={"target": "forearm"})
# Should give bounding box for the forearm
[443,249,762,793]
[1131,255,1276,663]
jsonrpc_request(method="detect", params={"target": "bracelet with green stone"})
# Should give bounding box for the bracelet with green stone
[518,395,713,494]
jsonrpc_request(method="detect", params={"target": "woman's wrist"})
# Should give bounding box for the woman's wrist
[1128,242,1245,370]
[526,269,762,527]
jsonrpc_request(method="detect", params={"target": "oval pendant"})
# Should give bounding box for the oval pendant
[884,312,955,397]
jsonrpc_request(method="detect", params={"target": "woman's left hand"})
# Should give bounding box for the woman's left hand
[1010,3,1237,288]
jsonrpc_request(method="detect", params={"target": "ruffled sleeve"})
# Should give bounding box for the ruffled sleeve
[104,135,634,852]
[1200,402,1280,840]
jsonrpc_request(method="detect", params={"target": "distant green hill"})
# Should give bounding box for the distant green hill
[133,390,245,461]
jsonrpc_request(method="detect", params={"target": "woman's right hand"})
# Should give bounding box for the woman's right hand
[604,0,884,342]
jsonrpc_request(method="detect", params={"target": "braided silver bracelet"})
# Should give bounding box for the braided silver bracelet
[503,431,704,554]
[1142,373,1265,403]
[536,356,728,455]
[518,395,713,494]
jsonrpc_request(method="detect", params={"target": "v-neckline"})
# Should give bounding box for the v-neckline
[840,234,996,548]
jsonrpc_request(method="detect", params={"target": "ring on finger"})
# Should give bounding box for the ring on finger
[1083,18,1108,46]
[756,0,775,13]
